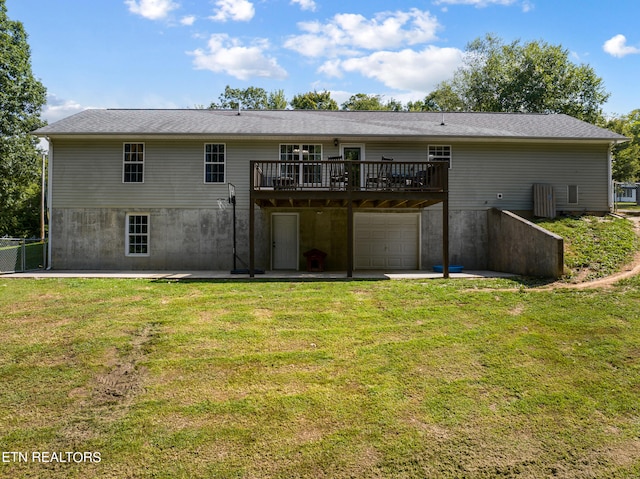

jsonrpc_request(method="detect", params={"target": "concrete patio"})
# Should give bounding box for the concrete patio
[1,269,517,281]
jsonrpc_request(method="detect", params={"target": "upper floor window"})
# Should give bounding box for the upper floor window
[123,143,144,183]
[428,145,452,168]
[280,144,323,184]
[205,143,225,183]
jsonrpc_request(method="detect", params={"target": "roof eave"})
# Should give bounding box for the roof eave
[34,132,626,144]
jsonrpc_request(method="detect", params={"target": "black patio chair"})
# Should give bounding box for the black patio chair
[328,155,345,190]
[365,156,393,190]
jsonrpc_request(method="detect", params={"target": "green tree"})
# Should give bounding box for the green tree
[210,86,262,110]
[210,86,287,110]
[267,89,288,110]
[0,0,47,237]
[417,84,465,111]
[210,85,267,109]
[290,90,338,110]
[430,34,609,123]
[608,109,640,182]
[340,93,401,111]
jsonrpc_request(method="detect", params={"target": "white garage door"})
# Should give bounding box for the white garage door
[354,213,420,270]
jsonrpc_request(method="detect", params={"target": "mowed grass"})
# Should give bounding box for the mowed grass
[537,215,640,280]
[1,277,640,478]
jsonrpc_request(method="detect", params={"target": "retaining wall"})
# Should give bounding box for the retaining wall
[488,208,564,278]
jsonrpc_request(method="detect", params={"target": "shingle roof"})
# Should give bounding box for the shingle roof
[34,109,626,142]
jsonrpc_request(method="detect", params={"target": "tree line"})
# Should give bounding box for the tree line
[1,0,46,238]
[2,0,639,239]
[208,36,638,184]
[211,35,610,124]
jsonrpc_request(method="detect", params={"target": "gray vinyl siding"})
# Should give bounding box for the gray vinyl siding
[360,141,609,212]
[448,142,609,211]
[51,138,610,212]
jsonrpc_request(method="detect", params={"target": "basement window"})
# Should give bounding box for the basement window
[126,214,149,256]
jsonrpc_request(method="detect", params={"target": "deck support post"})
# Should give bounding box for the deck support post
[347,200,353,278]
[442,167,449,279]
[249,162,255,278]
[346,161,353,278]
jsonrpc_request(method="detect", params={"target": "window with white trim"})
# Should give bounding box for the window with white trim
[428,145,452,168]
[568,185,579,205]
[279,144,323,184]
[205,143,225,183]
[123,143,144,183]
[126,214,149,256]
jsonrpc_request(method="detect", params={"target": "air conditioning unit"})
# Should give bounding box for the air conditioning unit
[533,183,556,219]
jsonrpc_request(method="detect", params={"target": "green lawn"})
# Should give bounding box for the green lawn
[1,277,640,478]
[536,215,639,281]
[615,203,640,211]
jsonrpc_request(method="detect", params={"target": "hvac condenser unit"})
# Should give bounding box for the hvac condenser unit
[533,183,556,219]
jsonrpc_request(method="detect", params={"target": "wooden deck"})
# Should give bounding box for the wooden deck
[250,160,448,208]
[248,159,450,278]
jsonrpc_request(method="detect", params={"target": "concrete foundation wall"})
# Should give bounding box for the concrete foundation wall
[422,208,489,270]
[50,207,268,270]
[487,208,564,278]
[261,207,491,272]
[52,206,562,277]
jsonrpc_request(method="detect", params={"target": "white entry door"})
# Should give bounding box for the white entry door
[354,213,420,269]
[272,213,299,270]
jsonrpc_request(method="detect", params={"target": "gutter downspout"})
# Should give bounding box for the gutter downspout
[46,137,53,270]
[608,143,614,212]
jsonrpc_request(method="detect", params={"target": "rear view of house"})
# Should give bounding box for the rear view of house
[34,109,625,277]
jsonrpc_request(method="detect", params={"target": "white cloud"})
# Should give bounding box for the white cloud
[318,59,343,78]
[124,0,179,20]
[603,34,640,58]
[210,0,255,22]
[291,0,316,11]
[180,15,196,26]
[284,9,440,57]
[42,94,89,123]
[521,1,534,12]
[323,46,464,92]
[189,34,287,80]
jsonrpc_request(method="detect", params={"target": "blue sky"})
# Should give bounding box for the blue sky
[6,0,640,123]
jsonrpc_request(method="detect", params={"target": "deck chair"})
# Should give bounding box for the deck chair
[272,162,297,190]
[328,155,345,190]
[366,156,393,190]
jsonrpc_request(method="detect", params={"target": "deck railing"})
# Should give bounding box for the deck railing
[252,160,448,192]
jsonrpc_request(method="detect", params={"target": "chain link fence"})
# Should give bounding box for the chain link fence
[0,238,47,273]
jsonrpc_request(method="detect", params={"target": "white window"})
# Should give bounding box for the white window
[568,185,579,205]
[126,214,149,256]
[428,145,452,168]
[123,143,144,183]
[205,144,225,183]
[279,144,323,184]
